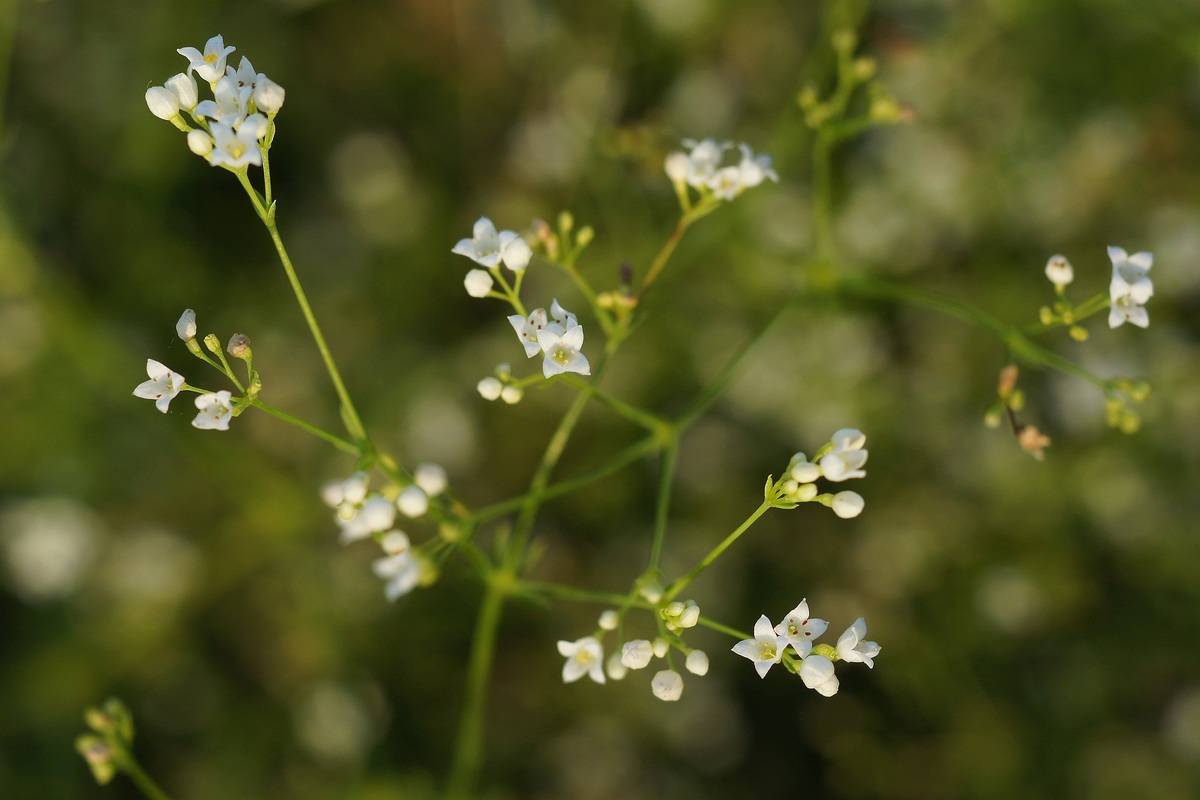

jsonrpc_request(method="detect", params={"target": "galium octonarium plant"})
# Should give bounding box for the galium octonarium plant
[85,24,1156,800]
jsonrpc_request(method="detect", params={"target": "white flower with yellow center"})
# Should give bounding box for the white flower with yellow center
[732,614,788,678]
[772,600,828,658]
[557,636,606,684]
[177,35,236,83]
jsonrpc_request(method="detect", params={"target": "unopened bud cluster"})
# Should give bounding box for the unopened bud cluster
[769,428,868,518]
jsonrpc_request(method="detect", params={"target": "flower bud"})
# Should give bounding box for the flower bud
[598,610,619,631]
[414,463,448,496]
[226,333,251,359]
[651,669,684,701]
[187,130,214,157]
[685,650,709,676]
[165,72,198,110]
[145,86,180,120]
[621,639,654,670]
[464,268,494,298]
[477,377,502,401]
[664,151,689,183]
[397,485,429,518]
[253,75,286,114]
[176,309,197,341]
[605,652,627,680]
[500,385,523,404]
[831,490,865,519]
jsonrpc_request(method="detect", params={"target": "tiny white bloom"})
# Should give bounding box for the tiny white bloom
[396,485,429,518]
[253,75,286,114]
[373,532,422,601]
[685,650,709,676]
[477,377,503,401]
[819,428,868,482]
[732,614,788,678]
[549,299,578,330]
[1107,246,1154,329]
[557,636,606,684]
[341,472,370,506]
[500,385,523,404]
[133,359,185,413]
[176,309,197,341]
[413,463,448,496]
[651,669,684,701]
[773,600,829,658]
[498,231,532,272]
[799,654,840,696]
[707,165,743,201]
[208,121,261,169]
[831,491,865,519]
[453,218,529,272]
[538,325,590,378]
[178,35,237,83]
[621,639,654,670]
[605,652,627,681]
[194,75,249,127]
[165,72,199,111]
[360,495,397,533]
[598,609,619,631]
[1044,254,1074,287]
[145,86,180,120]
[508,308,550,358]
[192,390,234,430]
[681,137,727,188]
[226,57,259,95]
[464,269,494,298]
[735,143,779,189]
[836,617,881,668]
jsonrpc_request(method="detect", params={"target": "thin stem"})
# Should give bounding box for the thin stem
[518,580,650,608]
[250,399,361,454]
[445,581,507,800]
[811,133,836,262]
[637,217,689,299]
[665,500,772,601]
[558,373,665,432]
[648,437,678,571]
[263,219,371,447]
[0,0,17,138]
[121,757,173,800]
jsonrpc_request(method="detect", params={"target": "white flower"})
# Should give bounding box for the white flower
[226,57,259,95]
[836,617,881,668]
[253,75,286,114]
[338,492,396,543]
[681,137,727,188]
[178,35,236,83]
[145,86,180,120]
[464,269,494,298]
[194,76,249,127]
[732,614,788,678]
[664,151,689,183]
[240,113,269,141]
[621,639,654,670]
[176,309,197,341]
[549,299,578,330]
[557,636,606,684]
[396,486,429,518]
[508,308,551,358]
[707,165,743,201]
[360,495,397,533]
[452,217,531,272]
[477,377,502,400]
[773,600,829,658]
[538,325,590,378]
[165,72,199,111]
[1108,246,1154,329]
[831,491,865,519]
[192,390,234,430]
[133,359,185,413]
[1044,254,1074,287]
[685,650,709,676]
[598,610,619,631]
[819,428,868,482]
[651,669,684,701]
[413,463,448,496]
[735,143,779,189]
[187,130,214,157]
[799,655,840,697]
[373,531,421,601]
[208,121,261,169]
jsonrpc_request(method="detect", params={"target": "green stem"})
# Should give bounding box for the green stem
[812,133,836,262]
[445,581,507,800]
[250,399,361,454]
[121,757,173,800]
[637,217,690,299]
[558,374,665,432]
[648,437,678,571]
[665,500,772,601]
[518,580,650,608]
[0,0,17,138]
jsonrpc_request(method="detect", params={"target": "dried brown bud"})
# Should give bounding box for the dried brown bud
[1017,425,1051,461]
[227,333,251,359]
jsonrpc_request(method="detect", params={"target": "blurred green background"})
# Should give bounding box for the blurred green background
[3,0,1200,798]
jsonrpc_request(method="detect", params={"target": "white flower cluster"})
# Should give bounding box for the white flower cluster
[1107,246,1154,329]
[453,217,532,298]
[557,601,708,702]
[775,428,868,518]
[320,465,447,601]
[664,138,779,202]
[132,310,237,430]
[145,35,285,169]
[732,600,879,696]
[508,300,591,379]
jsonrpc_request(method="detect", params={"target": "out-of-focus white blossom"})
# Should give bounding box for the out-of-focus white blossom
[557,637,606,684]
[819,428,868,482]
[1044,254,1074,287]
[651,669,684,701]
[1107,246,1154,329]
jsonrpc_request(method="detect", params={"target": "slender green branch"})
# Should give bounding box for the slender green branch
[648,438,678,571]
[249,399,360,454]
[557,374,665,432]
[637,217,690,299]
[445,581,508,800]
[811,133,836,262]
[119,756,173,800]
[517,580,651,608]
[665,500,772,601]
[696,615,750,641]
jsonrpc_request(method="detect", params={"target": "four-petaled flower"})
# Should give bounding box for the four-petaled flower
[732,614,788,678]
[819,428,868,482]
[773,600,828,658]
[557,636,606,684]
[538,325,590,378]
[208,120,264,169]
[133,359,185,413]
[1107,246,1154,329]
[453,217,532,273]
[178,35,236,83]
[836,617,881,668]
[192,390,234,430]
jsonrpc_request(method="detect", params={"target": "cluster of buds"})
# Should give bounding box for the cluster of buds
[557,599,710,702]
[732,600,879,696]
[132,309,254,430]
[476,362,524,405]
[768,429,868,518]
[321,466,447,601]
[664,138,778,205]
[75,699,136,787]
[145,35,285,169]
